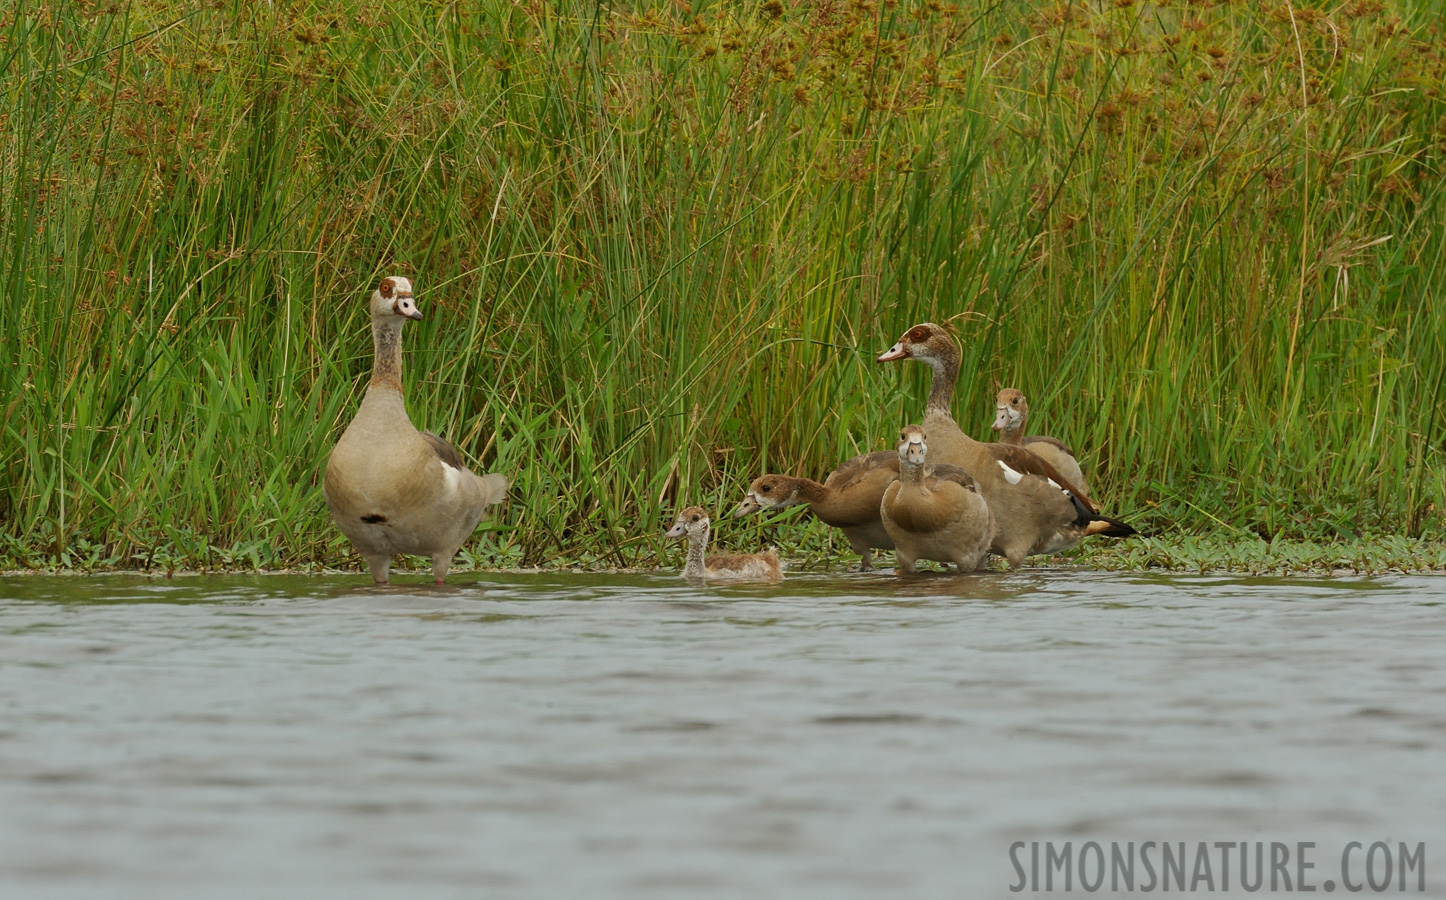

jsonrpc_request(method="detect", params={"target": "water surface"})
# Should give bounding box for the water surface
[2,571,1444,898]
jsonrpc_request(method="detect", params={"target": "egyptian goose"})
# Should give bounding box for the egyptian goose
[667,506,782,582]
[878,323,1135,568]
[880,426,995,574]
[324,276,509,585]
[733,450,899,570]
[993,388,1091,498]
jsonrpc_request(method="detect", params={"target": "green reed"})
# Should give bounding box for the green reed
[2,0,1443,572]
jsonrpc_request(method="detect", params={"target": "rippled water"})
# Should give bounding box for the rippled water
[2,571,1444,899]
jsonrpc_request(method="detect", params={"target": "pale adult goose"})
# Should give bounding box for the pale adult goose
[667,506,782,582]
[324,276,508,584]
[733,450,899,570]
[993,387,1090,498]
[878,323,1135,568]
[880,426,995,573]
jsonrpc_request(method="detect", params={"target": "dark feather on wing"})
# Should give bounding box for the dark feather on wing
[987,443,1096,513]
[421,431,466,470]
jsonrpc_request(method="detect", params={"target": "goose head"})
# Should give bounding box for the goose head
[877,322,957,374]
[897,425,928,466]
[734,476,800,517]
[994,388,1027,431]
[371,276,422,322]
[667,506,711,540]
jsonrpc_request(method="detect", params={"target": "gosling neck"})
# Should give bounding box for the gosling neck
[683,527,709,580]
[789,477,828,505]
[998,420,1025,446]
[898,456,926,487]
[370,316,405,393]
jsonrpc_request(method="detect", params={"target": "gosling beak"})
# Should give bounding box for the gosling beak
[992,407,1010,430]
[666,522,687,538]
[734,496,762,517]
[877,341,909,362]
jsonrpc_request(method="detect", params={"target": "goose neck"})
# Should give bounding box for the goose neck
[370,316,405,392]
[924,351,959,415]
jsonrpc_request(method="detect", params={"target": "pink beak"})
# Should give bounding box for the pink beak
[877,341,909,362]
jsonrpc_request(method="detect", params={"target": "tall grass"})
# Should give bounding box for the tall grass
[2,0,1443,571]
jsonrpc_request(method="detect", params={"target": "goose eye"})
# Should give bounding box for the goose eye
[760,485,771,493]
[379,281,392,296]
[690,514,700,522]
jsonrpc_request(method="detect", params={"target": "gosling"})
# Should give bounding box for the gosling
[879,425,995,574]
[667,506,782,583]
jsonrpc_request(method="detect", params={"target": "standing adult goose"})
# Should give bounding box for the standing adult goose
[878,323,1135,568]
[880,426,995,574]
[993,387,1091,498]
[732,450,899,570]
[667,506,782,582]
[324,276,508,585]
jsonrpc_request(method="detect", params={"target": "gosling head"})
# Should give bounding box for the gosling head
[994,388,1027,432]
[877,322,955,371]
[667,506,711,541]
[896,425,928,466]
[371,276,422,322]
[734,476,799,517]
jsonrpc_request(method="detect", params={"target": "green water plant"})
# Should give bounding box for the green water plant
[1,0,1443,574]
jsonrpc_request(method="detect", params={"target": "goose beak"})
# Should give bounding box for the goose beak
[666,522,687,538]
[393,294,423,321]
[992,406,1010,430]
[877,341,909,362]
[734,496,762,517]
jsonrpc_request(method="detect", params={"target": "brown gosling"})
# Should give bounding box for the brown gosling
[733,450,898,570]
[667,506,782,583]
[880,426,995,574]
[993,387,1090,499]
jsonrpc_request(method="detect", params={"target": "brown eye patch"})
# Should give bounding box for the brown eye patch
[379,279,393,296]
[909,327,929,341]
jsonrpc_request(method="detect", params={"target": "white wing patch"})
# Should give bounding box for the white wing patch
[440,462,465,498]
[998,461,1024,484]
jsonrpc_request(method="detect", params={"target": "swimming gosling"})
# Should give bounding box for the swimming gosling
[667,506,782,582]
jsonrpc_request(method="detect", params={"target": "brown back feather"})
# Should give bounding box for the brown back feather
[924,462,979,492]
[824,450,900,490]
[1023,435,1076,458]
[706,550,782,578]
